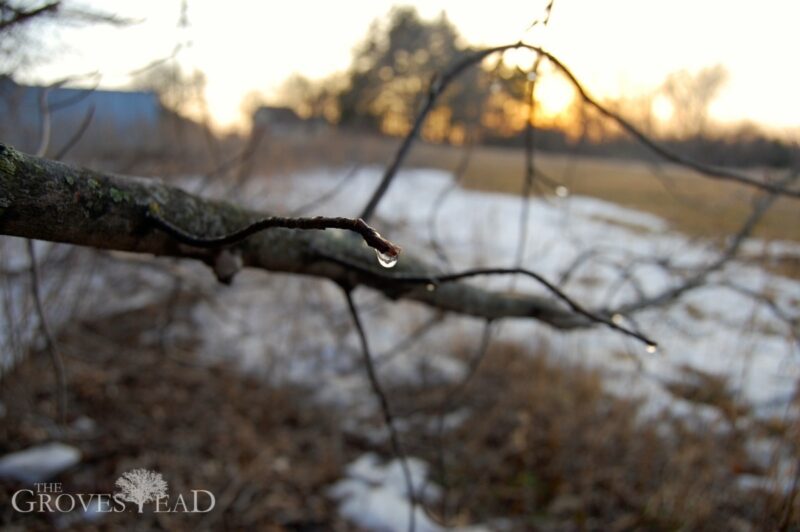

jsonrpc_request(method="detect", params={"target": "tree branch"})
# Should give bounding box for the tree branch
[0,144,652,341]
[0,1,59,32]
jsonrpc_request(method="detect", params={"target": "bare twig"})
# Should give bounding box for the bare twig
[427,137,474,269]
[0,1,58,32]
[26,240,67,425]
[524,0,555,31]
[514,57,544,272]
[375,312,447,367]
[313,250,656,348]
[290,164,362,216]
[343,288,417,532]
[53,104,94,159]
[34,90,52,157]
[147,210,401,260]
[618,170,799,315]
[435,319,493,524]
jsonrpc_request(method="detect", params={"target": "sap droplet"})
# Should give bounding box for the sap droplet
[555,185,570,198]
[645,344,658,354]
[426,283,437,292]
[376,249,398,269]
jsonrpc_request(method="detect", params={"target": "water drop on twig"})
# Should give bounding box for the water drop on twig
[376,249,398,268]
[645,344,658,354]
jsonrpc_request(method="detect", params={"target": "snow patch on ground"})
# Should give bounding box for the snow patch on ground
[329,453,488,532]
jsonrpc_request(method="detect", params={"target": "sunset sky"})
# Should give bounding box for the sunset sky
[21,0,800,136]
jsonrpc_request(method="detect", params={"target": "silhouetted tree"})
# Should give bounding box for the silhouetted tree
[661,64,728,138]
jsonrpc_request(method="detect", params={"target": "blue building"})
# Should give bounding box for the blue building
[0,76,165,157]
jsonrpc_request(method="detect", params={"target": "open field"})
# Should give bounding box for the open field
[263,131,799,246]
[410,143,799,243]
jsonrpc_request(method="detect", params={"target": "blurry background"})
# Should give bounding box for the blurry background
[1,1,799,530]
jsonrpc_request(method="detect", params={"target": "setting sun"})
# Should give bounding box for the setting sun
[534,73,575,120]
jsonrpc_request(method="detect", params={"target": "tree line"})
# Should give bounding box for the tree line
[277,6,796,168]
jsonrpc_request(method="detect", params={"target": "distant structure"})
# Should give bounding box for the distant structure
[0,76,165,158]
[252,105,329,137]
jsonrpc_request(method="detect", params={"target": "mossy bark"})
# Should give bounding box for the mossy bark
[0,144,582,328]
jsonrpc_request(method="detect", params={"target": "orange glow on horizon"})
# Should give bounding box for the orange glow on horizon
[25,0,800,137]
[534,74,575,122]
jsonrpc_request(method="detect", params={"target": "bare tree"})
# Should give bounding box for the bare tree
[661,64,728,138]
[115,468,169,513]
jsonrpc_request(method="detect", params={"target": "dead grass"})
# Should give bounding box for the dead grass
[0,303,351,531]
[1,302,796,530]
[393,341,796,530]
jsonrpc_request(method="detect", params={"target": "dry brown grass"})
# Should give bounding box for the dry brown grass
[1,299,796,530]
[0,302,351,531]
[393,341,796,530]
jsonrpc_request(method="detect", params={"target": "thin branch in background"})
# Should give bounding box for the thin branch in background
[0,1,58,32]
[778,454,800,531]
[34,86,51,157]
[434,319,493,525]
[618,170,799,315]
[715,281,799,349]
[313,250,657,348]
[359,42,799,225]
[427,134,475,269]
[514,0,555,273]
[46,73,101,112]
[193,123,267,197]
[514,56,544,272]
[558,247,606,286]
[523,0,555,32]
[229,126,267,192]
[290,163,362,216]
[375,312,447,368]
[127,43,183,77]
[52,104,94,159]
[431,267,656,348]
[343,288,417,532]
[147,211,402,260]
[26,239,67,425]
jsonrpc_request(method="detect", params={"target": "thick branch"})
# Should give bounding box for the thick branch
[0,144,591,329]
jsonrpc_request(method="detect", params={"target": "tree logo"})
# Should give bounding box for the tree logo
[115,469,169,513]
